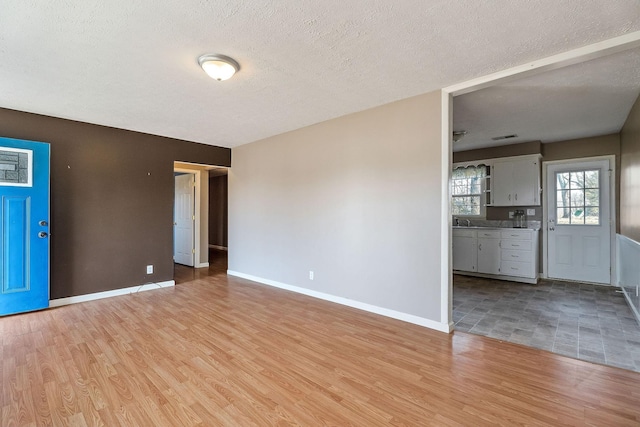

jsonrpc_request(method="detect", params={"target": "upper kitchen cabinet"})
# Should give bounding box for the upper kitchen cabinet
[490,155,541,206]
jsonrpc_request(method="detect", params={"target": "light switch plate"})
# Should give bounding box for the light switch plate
[527,208,535,216]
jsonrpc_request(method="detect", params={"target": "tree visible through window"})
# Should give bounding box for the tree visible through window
[452,165,487,216]
[555,169,600,225]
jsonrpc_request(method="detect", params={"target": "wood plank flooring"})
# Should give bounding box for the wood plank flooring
[3,259,640,425]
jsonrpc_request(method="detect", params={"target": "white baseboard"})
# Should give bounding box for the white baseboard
[49,280,175,308]
[227,270,451,333]
[208,245,228,251]
[196,262,210,268]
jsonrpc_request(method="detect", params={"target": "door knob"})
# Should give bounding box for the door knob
[549,227,555,231]
[38,231,48,238]
[39,220,48,226]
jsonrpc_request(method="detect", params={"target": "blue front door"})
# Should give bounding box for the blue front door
[0,137,50,316]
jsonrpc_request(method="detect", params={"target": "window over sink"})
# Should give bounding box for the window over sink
[451,165,488,217]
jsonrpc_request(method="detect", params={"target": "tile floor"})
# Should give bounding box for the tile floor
[453,274,640,372]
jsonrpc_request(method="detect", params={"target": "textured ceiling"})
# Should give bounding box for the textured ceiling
[453,47,640,152]
[1,1,639,148]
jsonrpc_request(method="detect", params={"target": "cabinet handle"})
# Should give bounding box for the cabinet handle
[508,194,511,201]
[478,243,482,250]
[515,193,518,201]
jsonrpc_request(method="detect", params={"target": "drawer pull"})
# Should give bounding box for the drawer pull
[511,254,519,258]
[512,244,520,247]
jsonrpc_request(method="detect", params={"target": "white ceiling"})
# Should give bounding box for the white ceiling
[1,1,640,148]
[453,47,640,152]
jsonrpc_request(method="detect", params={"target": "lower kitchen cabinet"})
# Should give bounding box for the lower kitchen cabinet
[477,230,501,274]
[452,230,477,272]
[453,227,539,284]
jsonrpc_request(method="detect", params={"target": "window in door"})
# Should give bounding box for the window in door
[555,169,600,225]
[452,165,487,217]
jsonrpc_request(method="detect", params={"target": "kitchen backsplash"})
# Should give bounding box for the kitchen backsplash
[454,219,542,230]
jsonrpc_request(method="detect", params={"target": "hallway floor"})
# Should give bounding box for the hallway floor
[454,274,640,372]
[174,248,228,284]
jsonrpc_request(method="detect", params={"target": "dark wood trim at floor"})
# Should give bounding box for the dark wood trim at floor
[2,264,640,425]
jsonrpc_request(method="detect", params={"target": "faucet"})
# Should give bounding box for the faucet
[454,217,459,226]
[464,219,471,227]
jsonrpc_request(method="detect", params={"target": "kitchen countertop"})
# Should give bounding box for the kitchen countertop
[452,226,540,231]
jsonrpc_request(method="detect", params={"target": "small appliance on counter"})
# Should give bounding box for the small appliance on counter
[513,209,526,228]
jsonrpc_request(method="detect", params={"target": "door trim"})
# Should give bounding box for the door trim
[541,155,616,285]
[174,168,199,267]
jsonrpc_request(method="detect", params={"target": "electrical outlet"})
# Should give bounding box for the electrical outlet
[309,271,314,280]
[527,208,535,216]
[146,265,153,274]
[508,211,514,219]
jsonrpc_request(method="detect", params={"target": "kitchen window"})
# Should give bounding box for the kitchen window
[452,165,487,217]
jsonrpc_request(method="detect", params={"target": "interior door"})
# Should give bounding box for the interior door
[546,159,610,284]
[174,173,195,266]
[0,137,50,316]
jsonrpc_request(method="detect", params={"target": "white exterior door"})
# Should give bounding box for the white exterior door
[546,159,611,284]
[174,173,195,266]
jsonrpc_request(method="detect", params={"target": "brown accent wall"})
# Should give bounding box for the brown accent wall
[621,94,640,241]
[0,108,230,299]
[209,175,228,248]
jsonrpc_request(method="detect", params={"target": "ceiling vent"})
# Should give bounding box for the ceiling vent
[491,134,518,141]
[452,130,467,142]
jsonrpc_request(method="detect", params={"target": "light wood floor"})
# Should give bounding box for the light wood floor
[3,259,640,425]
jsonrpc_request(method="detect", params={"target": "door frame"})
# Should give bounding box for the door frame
[174,167,203,268]
[541,155,616,285]
[441,32,640,329]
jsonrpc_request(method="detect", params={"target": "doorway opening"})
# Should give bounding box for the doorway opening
[173,161,229,283]
[444,36,640,371]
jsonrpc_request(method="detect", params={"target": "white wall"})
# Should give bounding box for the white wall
[229,90,447,330]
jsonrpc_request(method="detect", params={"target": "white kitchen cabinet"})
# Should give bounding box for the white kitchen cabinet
[452,227,539,284]
[477,230,501,275]
[490,155,541,206]
[499,229,538,280]
[452,229,477,272]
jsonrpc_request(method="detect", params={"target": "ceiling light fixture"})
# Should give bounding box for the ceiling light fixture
[452,130,467,142]
[198,54,240,81]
